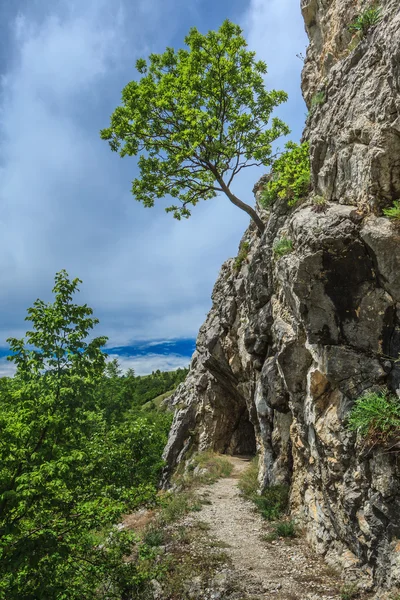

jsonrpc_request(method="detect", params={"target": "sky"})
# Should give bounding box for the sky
[0,0,308,377]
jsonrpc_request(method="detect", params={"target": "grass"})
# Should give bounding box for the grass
[141,389,175,412]
[262,520,296,542]
[252,486,290,520]
[237,456,259,497]
[172,450,233,489]
[273,237,293,257]
[157,491,202,525]
[238,456,290,521]
[383,200,400,221]
[348,390,400,444]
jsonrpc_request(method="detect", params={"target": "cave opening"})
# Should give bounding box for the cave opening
[224,406,257,456]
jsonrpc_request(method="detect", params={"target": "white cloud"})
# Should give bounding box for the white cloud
[0,0,308,350]
[0,358,16,378]
[107,353,190,376]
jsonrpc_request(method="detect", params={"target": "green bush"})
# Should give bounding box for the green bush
[348,5,381,36]
[273,237,293,257]
[260,141,310,208]
[383,200,400,220]
[348,391,400,443]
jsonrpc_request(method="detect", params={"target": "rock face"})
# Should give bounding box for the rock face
[163,0,400,591]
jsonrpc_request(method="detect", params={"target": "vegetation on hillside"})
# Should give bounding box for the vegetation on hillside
[101,20,291,234]
[0,271,179,599]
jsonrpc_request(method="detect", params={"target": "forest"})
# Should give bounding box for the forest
[0,271,188,599]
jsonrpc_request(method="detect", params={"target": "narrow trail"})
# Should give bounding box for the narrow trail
[191,456,343,600]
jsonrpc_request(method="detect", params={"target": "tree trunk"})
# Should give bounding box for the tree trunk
[217,178,265,234]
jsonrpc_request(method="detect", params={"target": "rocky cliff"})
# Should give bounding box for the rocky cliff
[163,0,400,591]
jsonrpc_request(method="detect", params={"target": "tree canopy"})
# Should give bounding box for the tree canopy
[0,272,171,598]
[101,20,290,233]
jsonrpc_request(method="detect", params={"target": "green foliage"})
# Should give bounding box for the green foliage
[238,458,289,521]
[274,520,296,538]
[260,141,310,208]
[99,363,188,415]
[262,520,296,542]
[252,485,290,521]
[101,20,290,233]
[233,241,250,272]
[383,200,400,220]
[312,194,326,206]
[0,271,171,599]
[273,236,293,257]
[348,5,382,36]
[348,390,400,444]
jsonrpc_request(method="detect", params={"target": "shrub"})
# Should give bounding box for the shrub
[273,237,293,257]
[274,520,296,538]
[311,194,327,213]
[348,391,400,444]
[383,200,400,220]
[348,5,381,36]
[260,141,310,208]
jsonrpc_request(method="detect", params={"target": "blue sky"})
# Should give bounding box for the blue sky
[0,0,307,376]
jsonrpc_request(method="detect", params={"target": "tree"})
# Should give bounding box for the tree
[101,20,290,234]
[0,272,168,599]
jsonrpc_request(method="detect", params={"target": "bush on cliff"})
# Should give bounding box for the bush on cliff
[348,390,400,444]
[260,141,310,208]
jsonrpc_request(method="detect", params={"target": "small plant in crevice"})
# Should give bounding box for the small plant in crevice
[273,237,293,257]
[340,582,360,600]
[234,241,250,272]
[348,390,400,445]
[348,5,382,37]
[310,91,326,114]
[311,194,328,213]
[260,141,311,208]
[383,200,400,221]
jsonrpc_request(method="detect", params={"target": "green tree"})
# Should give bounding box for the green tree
[101,20,290,234]
[0,272,166,599]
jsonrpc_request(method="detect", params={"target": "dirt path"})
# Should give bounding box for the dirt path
[191,456,343,600]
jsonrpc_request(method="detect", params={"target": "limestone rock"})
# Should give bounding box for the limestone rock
[162,0,400,592]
